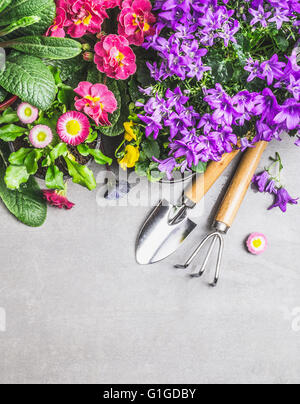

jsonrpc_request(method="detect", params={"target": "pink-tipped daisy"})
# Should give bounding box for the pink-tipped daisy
[17,102,39,124]
[246,233,268,255]
[29,125,53,149]
[57,111,90,146]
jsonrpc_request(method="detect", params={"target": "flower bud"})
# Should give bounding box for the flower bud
[82,43,91,51]
[83,51,94,62]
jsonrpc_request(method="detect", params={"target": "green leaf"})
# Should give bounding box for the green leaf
[192,161,207,174]
[77,144,112,165]
[45,164,64,190]
[44,56,86,87]
[135,161,148,177]
[5,36,82,60]
[0,108,18,124]
[8,147,32,165]
[86,65,100,84]
[0,142,47,227]
[0,0,56,36]
[100,78,121,136]
[24,149,41,175]
[89,149,112,165]
[0,0,12,14]
[0,86,7,102]
[57,86,74,106]
[49,142,68,162]
[85,130,98,144]
[143,139,160,160]
[0,53,57,110]
[0,124,26,141]
[0,16,40,36]
[5,164,29,189]
[77,143,89,156]
[128,76,141,103]
[64,156,96,191]
[275,35,289,52]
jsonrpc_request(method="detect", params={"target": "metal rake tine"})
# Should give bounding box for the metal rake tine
[197,235,218,278]
[175,232,217,270]
[210,233,225,287]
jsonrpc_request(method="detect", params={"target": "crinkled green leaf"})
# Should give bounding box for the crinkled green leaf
[143,138,160,160]
[5,36,82,60]
[0,87,7,102]
[0,0,12,13]
[0,16,40,36]
[0,53,57,110]
[0,0,56,36]
[101,81,129,137]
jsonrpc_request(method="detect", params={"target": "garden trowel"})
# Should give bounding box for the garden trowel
[136,149,240,265]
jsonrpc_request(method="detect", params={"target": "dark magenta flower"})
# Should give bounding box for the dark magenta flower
[43,190,75,210]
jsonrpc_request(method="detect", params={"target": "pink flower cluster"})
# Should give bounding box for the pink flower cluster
[47,0,156,80]
[47,0,121,38]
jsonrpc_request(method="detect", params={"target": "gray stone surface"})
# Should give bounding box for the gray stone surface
[0,137,300,384]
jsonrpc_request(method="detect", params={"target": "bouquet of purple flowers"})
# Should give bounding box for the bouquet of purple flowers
[118,0,300,199]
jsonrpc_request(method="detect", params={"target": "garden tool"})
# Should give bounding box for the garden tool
[175,141,268,287]
[136,147,240,265]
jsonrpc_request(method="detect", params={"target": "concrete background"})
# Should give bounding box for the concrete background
[0,136,300,384]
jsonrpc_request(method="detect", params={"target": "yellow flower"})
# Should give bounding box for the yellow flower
[119,145,140,169]
[124,121,136,142]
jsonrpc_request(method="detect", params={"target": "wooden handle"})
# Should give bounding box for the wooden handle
[185,149,240,204]
[215,141,268,229]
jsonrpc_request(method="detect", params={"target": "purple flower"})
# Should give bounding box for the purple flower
[153,157,178,180]
[252,88,280,124]
[218,19,240,47]
[295,135,300,147]
[240,137,256,152]
[252,171,270,193]
[265,180,278,195]
[165,87,189,109]
[273,99,300,130]
[269,8,290,29]
[212,93,239,125]
[287,75,300,101]
[268,187,298,213]
[244,58,264,82]
[260,54,286,86]
[249,5,272,28]
[254,121,274,142]
[232,90,261,114]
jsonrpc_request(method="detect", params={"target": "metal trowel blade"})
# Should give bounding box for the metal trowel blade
[136,199,197,265]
